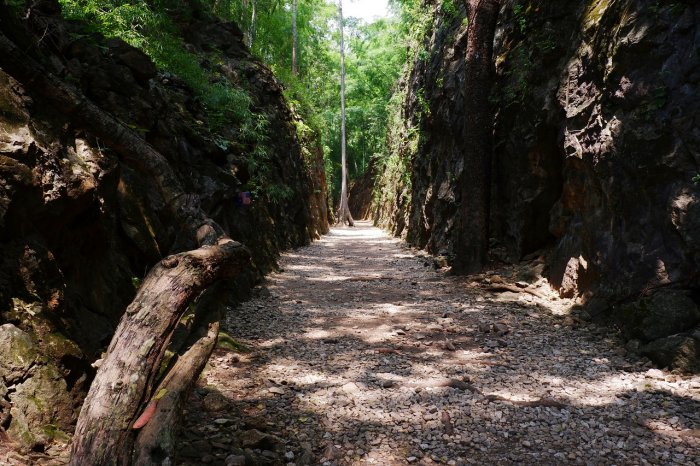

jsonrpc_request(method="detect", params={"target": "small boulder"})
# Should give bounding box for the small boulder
[641,335,700,373]
[117,49,157,83]
[620,290,700,342]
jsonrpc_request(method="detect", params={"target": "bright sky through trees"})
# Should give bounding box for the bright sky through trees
[344,0,391,22]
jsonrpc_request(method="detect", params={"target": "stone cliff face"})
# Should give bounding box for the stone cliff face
[0,0,327,450]
[373,0,700,370]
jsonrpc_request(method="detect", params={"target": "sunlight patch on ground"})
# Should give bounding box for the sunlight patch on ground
[257,338,287,348]
[302,329,334,340]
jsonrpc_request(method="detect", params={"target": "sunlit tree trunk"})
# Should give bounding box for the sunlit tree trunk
[292,0,298,75]
[452,0,501,273]
[248,0,257,47]
[336,0,354,226]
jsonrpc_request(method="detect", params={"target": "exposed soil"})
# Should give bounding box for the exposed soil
[177,222,700,466]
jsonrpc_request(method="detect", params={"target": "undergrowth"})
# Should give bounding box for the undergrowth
[57,1,307,204]
[58,0,252,132]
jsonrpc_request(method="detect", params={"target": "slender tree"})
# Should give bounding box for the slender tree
[452,0,501,273]
[336,0,354,226]
[292,0,298,75]
[248,0,257,47]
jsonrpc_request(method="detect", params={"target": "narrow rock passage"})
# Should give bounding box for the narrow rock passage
[179,222,700,466]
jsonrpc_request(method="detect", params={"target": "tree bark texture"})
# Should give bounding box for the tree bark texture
[0,23,251,465]
[132,282,229,465]
[452,0,500,273]
[70,241,249,465]
[336,0,354,227]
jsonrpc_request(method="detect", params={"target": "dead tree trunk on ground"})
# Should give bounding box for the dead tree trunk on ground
[0,25,250,465]
[452,0,501,274]
[133,284,228,465]
[72,243,248,464]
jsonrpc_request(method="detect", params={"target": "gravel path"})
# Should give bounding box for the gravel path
[178,222,700,466]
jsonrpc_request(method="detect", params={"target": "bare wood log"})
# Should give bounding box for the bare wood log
[132,321,219,464]
[132,297,222,465]
[69,240,249,465]
[132,282,230,464]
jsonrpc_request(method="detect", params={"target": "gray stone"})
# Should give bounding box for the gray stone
[625,339,642,355]
[239,429,284,451]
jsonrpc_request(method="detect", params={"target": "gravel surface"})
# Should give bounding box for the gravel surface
[176,222,699,465]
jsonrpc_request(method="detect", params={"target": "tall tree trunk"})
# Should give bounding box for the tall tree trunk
[248,0,257,47]
[336,0,354,226]
[292,0,298,75]
[0,22,251,465]
[452,0,500,274]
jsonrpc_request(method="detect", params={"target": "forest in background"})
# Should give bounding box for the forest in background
[51,0,421,203]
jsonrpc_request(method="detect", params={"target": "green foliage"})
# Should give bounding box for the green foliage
[57,1,418,204]
[693,173,700,184]
[639,85,668,120]
[440,0,459,19]
[502,45,532,105]
[6,0,27,14]
[58,0,253,131]
[512,1,529,34]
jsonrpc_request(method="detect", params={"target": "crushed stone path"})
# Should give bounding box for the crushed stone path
[178,221,700,466]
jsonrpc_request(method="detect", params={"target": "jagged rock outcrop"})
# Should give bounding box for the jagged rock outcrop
[0,0,327,451]
[373,0,700,371]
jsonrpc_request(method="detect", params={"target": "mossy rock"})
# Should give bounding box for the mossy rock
[0,323,40,384]
[7,364,74,451]
[217,331,252,353]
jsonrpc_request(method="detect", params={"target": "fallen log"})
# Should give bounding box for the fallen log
[133,284,228,465]
[70,240,249,465]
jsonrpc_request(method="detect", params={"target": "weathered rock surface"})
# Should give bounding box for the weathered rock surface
[0,324,73,452]
[372,1,700,370]
[0,0,327,451]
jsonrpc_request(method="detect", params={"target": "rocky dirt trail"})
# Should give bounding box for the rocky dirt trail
[176,221,700,466]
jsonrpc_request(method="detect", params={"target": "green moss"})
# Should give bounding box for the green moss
[583,0,611,30]
[157,349,176,379]
[217,332,251,353]
[501,45,533,106]
[41,424,70,443]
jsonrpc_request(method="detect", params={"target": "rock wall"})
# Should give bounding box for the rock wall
[373,0,700,370]
[0,0,327,451]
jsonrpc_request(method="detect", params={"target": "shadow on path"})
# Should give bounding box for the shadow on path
[178,222,700,466]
